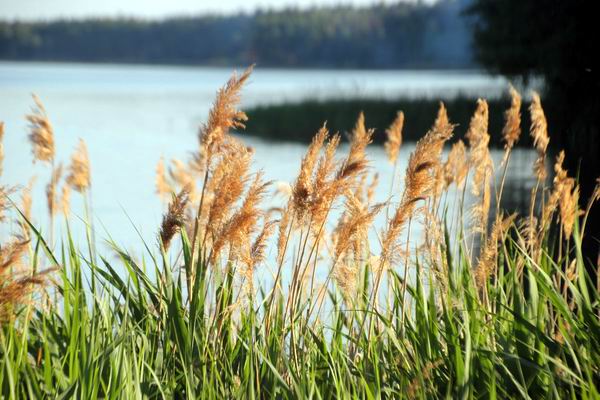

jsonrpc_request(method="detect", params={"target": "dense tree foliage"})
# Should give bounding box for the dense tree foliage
[468,0,599,255]
[0,1,473,69]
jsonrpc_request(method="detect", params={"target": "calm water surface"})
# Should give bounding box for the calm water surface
[0,62,536,265]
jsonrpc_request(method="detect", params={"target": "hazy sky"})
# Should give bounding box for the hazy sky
[0,0,397,21]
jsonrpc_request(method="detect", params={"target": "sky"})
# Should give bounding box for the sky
[0,0,397,21]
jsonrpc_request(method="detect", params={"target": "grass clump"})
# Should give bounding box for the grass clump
[1,68,600,399]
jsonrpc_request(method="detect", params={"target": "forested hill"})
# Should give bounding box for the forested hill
[0,0,474,68]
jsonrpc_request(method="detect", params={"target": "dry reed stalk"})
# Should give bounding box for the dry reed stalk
[0,185,15,223]
[434,102,451,131]
[1,238,54,323]
[309,133,341,231]
[384,111,404,165]
[543,151,580,238]
[292,125,328,222]
[348,112,373,165]
[190,66,254,275]
[209,172,270,266]
[367,173,379,205]
[443,140,468,189]
[333,192,383,263]
[159,185,191,250]
[205,146,252,242]
[466,99,493,233]
[197,65,254,168]
[529,92,550,182]
[26,95,55,164]
[275,125,329,266]
[502,85,522,163]
[407,359,444,398]
[496,86,522,216]
[66,139,91,193]
[381,122,453,266]
[240,218,276,295]
[474,213,516,289]
[45,163,62,219]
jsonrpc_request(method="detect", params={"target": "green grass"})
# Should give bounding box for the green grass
[1,206,599,398]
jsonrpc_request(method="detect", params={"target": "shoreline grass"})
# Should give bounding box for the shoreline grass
[1,68,600,398]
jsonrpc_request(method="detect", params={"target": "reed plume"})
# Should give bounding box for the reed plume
[292,124,328,223]
[333,192,383,302]
[474,214,516,289]
[241,217,276,294]
[308,133,342,233]
[466,99,493,233]
[45,163,62,218]
[384,111,404,165]
[444,140,468,189]
[159,185,191,250]
[529,92,550,181]
[381,121,453,265]
[205,146,252,241]
[502,85,522,160]
[1,238,54,323]
[26,95,55,164]
[66,139,91,193]
[543,151,579,238]
[198,65,254,167]
[210,172,270,265]
[0,185,15,223]
[434,102,450,131]
[348,112,373,166]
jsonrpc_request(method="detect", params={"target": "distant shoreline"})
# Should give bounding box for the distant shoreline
[0,59,481,73]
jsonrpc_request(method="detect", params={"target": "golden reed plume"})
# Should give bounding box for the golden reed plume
[198,65,254,167]
[66,139,91,193]
[502,85,522,155]
[26,95,55,164]
[474,214,516,289]
[529,92,550,181]
[381,118,453,265]
[466,99,493,233]
[384,111,404,165]
[543,151,580,238]
[444,140,468,189]
[45,163,62,218]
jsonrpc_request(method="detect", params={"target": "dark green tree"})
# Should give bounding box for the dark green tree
[469,0,599,256]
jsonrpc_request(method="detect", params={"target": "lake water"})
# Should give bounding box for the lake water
[0,61,537,261]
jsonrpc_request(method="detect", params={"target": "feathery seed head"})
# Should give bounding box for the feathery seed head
[159,185,191,250]
[502,85,522,151]
[27,94,55,164]
[384,111,404,164]
[529,92,550,181]
[66,139,91,193]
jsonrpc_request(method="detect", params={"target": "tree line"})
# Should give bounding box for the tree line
[0,1,473,69]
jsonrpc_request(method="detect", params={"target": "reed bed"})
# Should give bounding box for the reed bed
[1,68,600,399]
